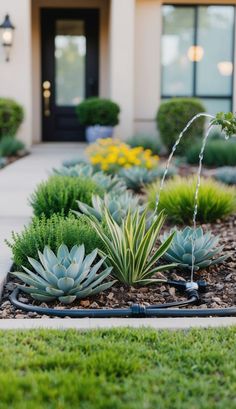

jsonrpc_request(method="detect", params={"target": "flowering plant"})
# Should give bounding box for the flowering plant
[86,138,159,173]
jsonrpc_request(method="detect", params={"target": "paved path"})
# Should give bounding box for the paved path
[0,143,86,295]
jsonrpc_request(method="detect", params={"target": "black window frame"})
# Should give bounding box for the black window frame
[161,4,236,111]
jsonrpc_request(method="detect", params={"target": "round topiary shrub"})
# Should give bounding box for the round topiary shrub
[0,98,24,138]
[146,176,236,224]
[6,213,105,270]
[76,97,120,126]
[30,175,104,218]
[156,98,206,154]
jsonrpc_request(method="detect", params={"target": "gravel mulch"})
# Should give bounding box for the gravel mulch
[0,215,235,319]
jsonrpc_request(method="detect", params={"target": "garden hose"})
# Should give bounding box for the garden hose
[9,279,236,318]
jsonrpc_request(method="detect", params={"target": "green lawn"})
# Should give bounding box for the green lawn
[0,327,235,409]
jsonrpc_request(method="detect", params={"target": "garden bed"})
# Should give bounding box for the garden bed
[1,215,235,319]
[0,151,28,170]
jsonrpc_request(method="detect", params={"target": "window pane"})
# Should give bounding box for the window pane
[55,20,86,106]
[200,98,232,116]
[196,6,234,96]
[162,6,195,96]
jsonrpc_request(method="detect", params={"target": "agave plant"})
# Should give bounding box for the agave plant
[85,209,176,285]
[161,226,227,271]
[75,192,142,225]
[62,157,88,168]
[53,164,126,195]
[214,167,236,185]
[11,244,115,304]
[119,166,177,192]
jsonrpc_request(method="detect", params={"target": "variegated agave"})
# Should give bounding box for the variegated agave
[74,192,143,225]
[53,163,126,195]
[161,226,227,271]
[11,244,115,304]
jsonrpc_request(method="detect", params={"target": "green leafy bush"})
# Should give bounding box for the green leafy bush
[0,135,25,156]
[30,175,104,218]
[146,176,236,224]
[76,97,120,126]
[187,140,236,167]
[127,134,162,155]
[156,98,206,154]
[214,167,236,185]
[6,213,104,269]
[0,98,24,138]
[85,209,175,285]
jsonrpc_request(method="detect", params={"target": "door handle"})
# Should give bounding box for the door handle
[42,81,51,117]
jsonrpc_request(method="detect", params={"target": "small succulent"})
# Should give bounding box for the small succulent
[161,226,227,271]
[119,166,177,192]
[62,157,88,168]
[214,167,236,185]
[53,164,126,195]
[0,157,7,169]
[75,192,142,225]
[12,244,115,304]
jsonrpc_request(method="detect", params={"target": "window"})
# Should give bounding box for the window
[161,5,235,114]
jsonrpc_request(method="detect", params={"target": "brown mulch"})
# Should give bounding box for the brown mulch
[0,215,235,319]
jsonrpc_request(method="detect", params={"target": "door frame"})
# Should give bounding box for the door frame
[40,8,99,142]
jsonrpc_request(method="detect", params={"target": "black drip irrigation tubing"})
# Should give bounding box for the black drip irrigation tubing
[9,280,236,318]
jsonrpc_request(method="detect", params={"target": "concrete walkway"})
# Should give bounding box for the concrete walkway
[0,143,86,295]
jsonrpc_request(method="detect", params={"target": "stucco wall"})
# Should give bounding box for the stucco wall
[0,0,32,145]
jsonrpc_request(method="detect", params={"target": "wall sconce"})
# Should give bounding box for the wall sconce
[0,14,15,62]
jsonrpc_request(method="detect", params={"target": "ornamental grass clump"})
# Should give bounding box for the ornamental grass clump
[146,176,236,224]
[85,209,176,285]
[161,227,227,271]
[30,175,104,218]
[6,213,104,270]
[12,244,115,304]
[86,138,159,173]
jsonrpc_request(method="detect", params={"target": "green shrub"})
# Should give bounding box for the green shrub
[0,98,24,138]
[127,134,162,155]
[0,135,25,156]
[76,97,120,126]
[156,98,206,154]
[6,213,104,270]
[30,175,104,218]
[146,176,236,224]
[187,140,236,167]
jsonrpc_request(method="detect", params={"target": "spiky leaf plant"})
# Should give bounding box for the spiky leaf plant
[85,209,176,285]
[119,166,177,192]
[12,244,115,304]
[53,164,126,195]
[161,226,227,271]
[75,192,143,225]
[214,167,236,185]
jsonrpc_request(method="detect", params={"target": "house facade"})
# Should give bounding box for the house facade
[0,0,235,145]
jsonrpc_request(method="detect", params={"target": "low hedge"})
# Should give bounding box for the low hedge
[0,98,24,137]
[187,140,236,167]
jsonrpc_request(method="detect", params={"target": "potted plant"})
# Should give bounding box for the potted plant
[76,97,120,142]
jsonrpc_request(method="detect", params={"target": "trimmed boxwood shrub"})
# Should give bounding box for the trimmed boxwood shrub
[146,176,236,224]
[156,98,206,154]
[0,98,24,138]
[76,97,120,126]
[30,175,104,218]
[6,213,104,270]
[187,140,236,167]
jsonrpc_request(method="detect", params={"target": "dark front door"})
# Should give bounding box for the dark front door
[41,8,99,142]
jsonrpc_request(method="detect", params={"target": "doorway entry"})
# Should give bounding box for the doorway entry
[41,8,99,141]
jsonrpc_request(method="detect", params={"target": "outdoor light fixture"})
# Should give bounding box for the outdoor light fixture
[187,45,204,62]
[0,14,15,62]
